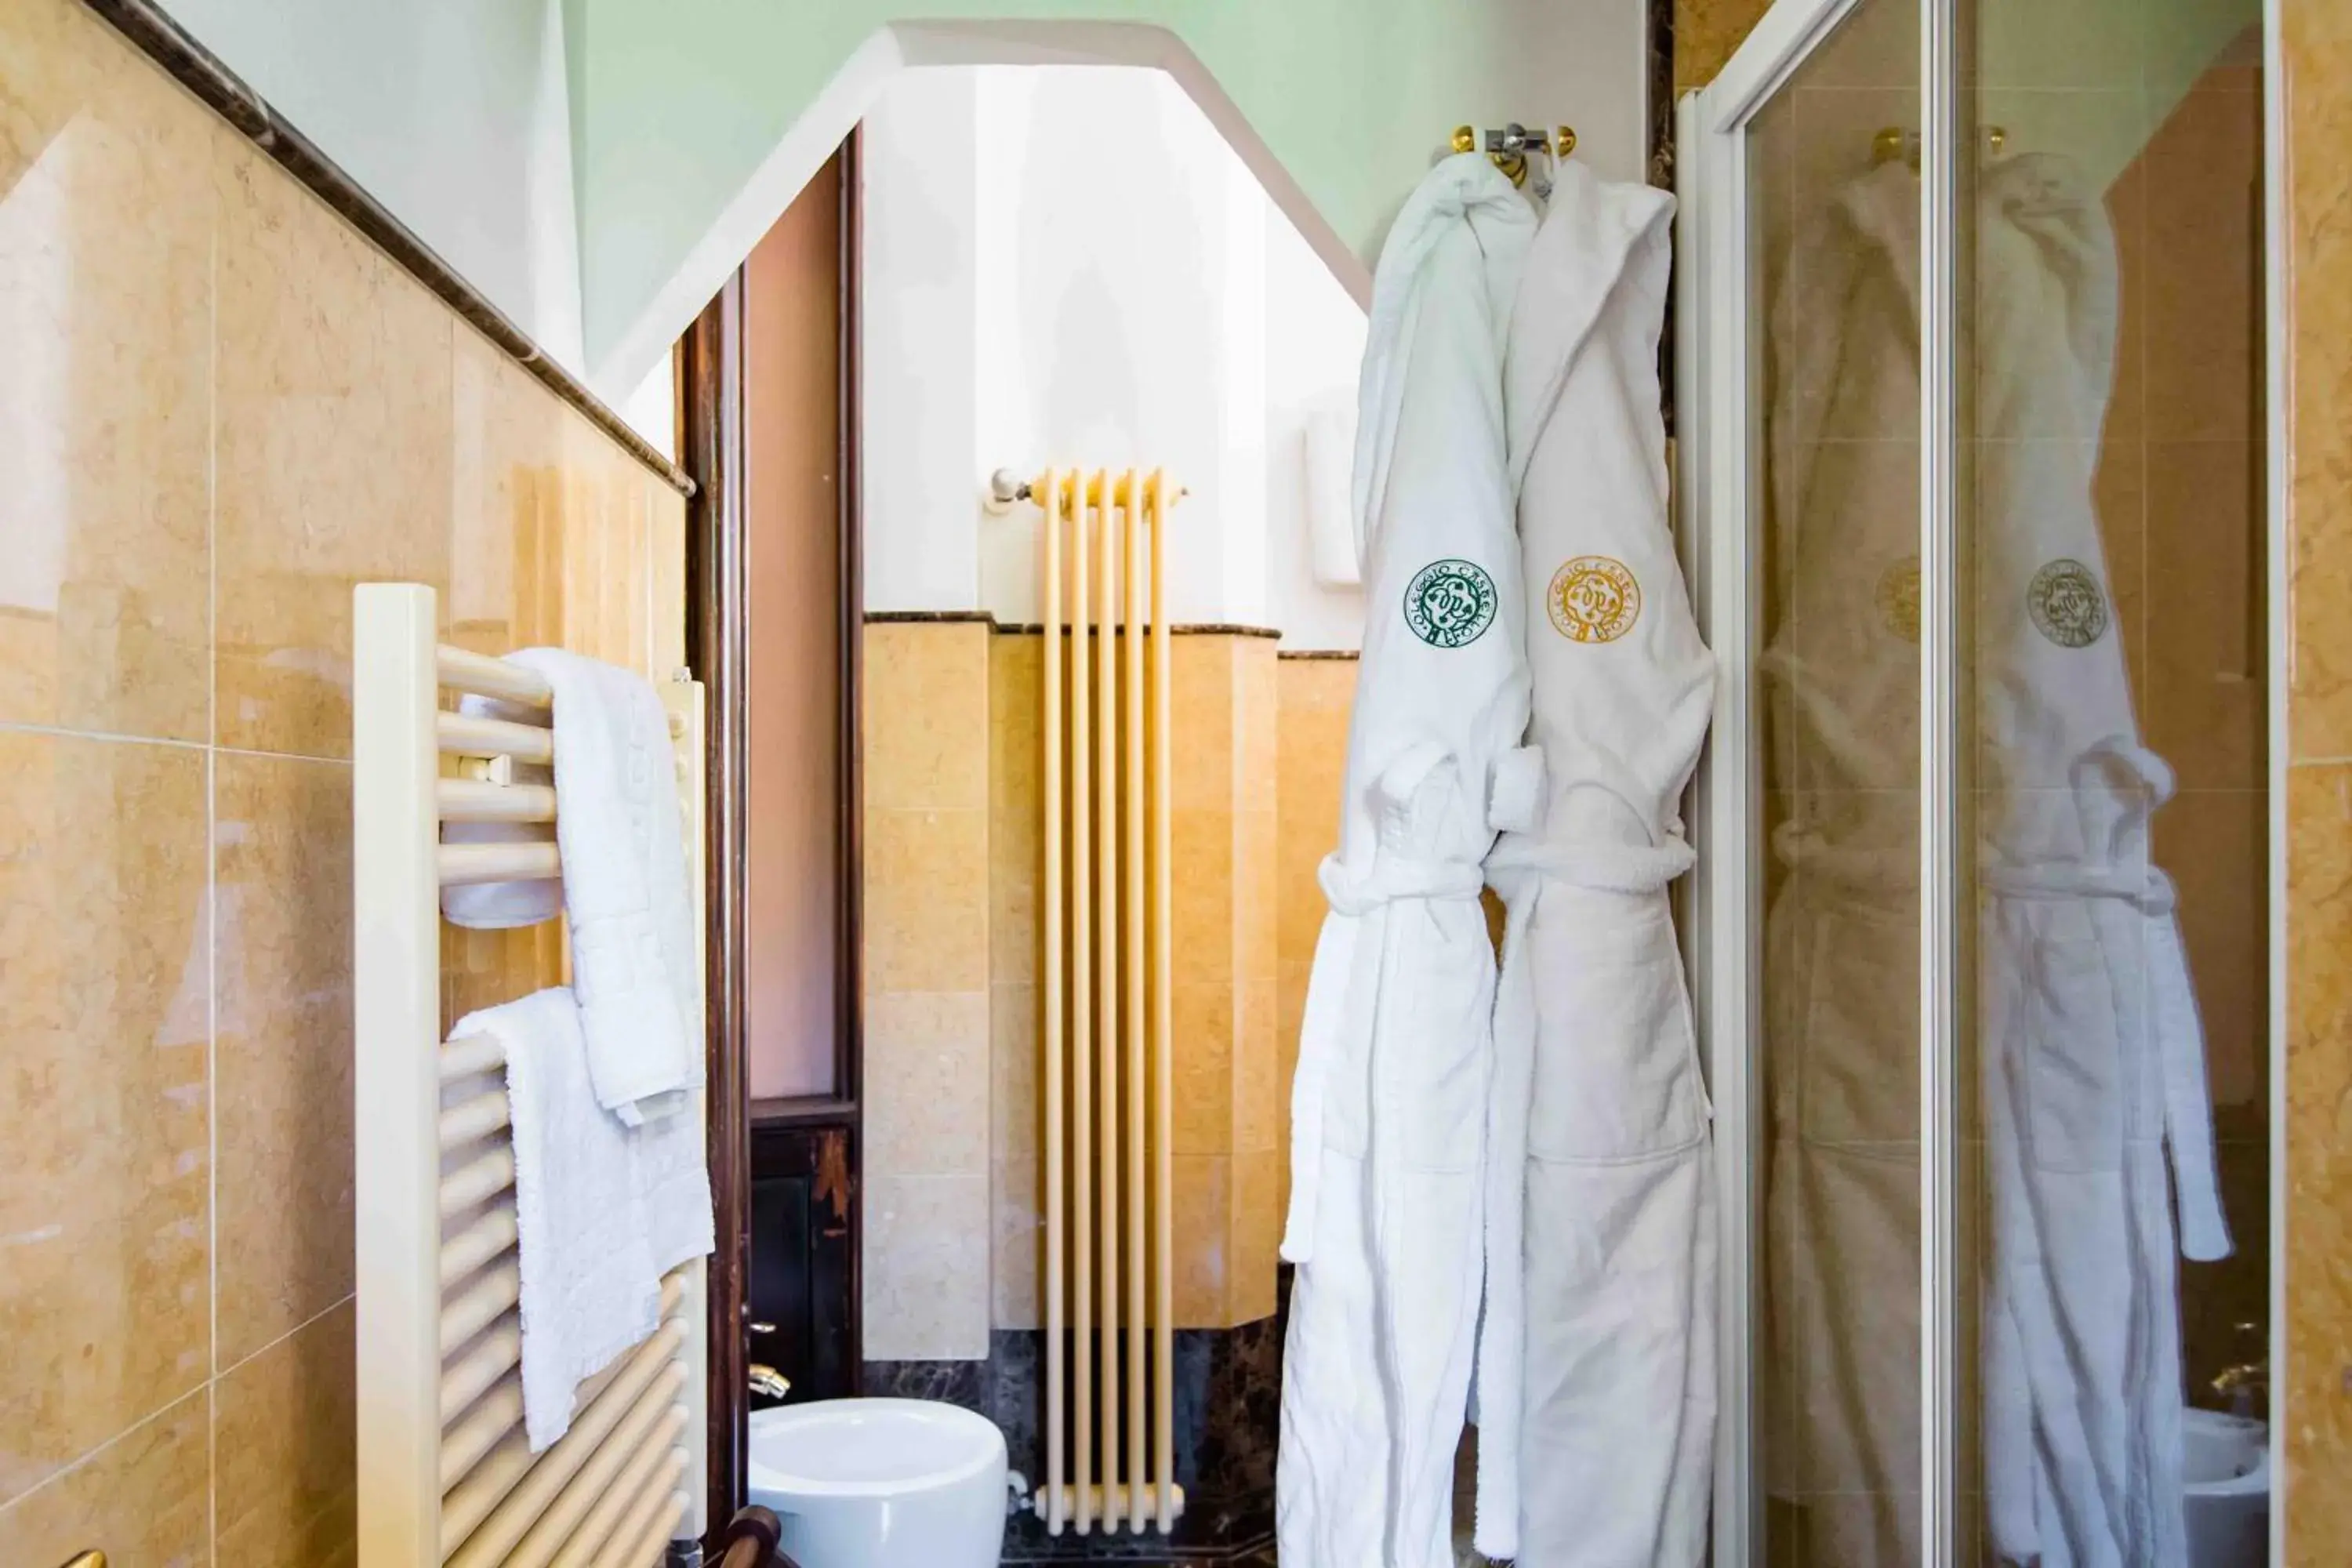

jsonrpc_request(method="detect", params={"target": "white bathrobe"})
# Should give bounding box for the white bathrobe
[1277,151,1537,1568]
[1765,156,2230,1566]
[1473,163,1717,1568]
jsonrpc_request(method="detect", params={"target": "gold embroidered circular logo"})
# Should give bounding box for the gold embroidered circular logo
[1877,555,1922,644]
[1548,555,1641,644]
[2028,557,2108,648]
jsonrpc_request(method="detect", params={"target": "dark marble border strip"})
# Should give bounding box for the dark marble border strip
[78,0,695,499]
[1275,648,1359,661]
[862,609,1000,624]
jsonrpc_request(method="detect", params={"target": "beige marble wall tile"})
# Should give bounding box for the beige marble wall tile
[1229,1149,1281,1325]
[1233,977,1279,1158]
[989,633,1042,985]
[1171,637,1236,812]
[866,622,991,811]
[1236,808,1277,985]
[865,1174,990,1360]
[992,982,1041,1158]
[2284,764,2352,1558]
[2287,8,2352,770]
[0,0,216,744]
[213,139,453,760]
[2146,439,2263,789]
[867,989,991,1178]
[993,1147,1044,1331]
[0,1387,209,1566]
[865,807,989,993]
[1172,807,1236,992]
[213,1301,358,1568]
[2287,14,2352,1555]
[213,753,357,1367]
[1676,0,1777,94]
[0,732,209,1504]
[648,484,689,681]
[1171,1153,1232,1328]
[1235,640,1279,809]
[1173,980,1236,1156]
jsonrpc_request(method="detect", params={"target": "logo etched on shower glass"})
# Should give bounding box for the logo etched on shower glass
[1547,555,1642,644]
[1403,558,1498,649]
[2028,557,2108,648]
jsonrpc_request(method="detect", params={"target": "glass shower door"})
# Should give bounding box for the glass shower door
[1680,1,2272,1564]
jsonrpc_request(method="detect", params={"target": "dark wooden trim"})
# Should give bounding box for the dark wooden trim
[837,127,868,1390]
[685,270,751,1541]
[750,1094,860,1129]
[1276,648,1362,661]
[76,0,693,497]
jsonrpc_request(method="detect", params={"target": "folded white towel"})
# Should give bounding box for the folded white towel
[454,988,659,1452]
[440,695,563,931]
[504,648,700,1125]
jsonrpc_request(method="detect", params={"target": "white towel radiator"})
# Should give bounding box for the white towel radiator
[353,583,709,1566]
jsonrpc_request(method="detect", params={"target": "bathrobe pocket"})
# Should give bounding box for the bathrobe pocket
[1526,885,1708,1163]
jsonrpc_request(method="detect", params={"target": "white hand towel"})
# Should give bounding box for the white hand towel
[455,987,659,1453]
[439,695,563,931]
[504,648,700,1125]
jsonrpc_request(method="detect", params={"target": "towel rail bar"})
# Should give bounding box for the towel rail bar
[439,1205,519,1287]
[437,841,563,887]
[436,710,555,766]
[441,1261,523,1355]
[438,1090,513,1151]
[437,778,557,822]
[439,1375,524,1490]
[437,645,555,706]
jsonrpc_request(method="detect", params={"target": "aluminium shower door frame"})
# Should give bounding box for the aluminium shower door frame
[1675,2,2291,1566]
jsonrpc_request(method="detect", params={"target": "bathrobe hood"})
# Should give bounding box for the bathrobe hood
[1277,151,1536,1568]
[1475,160,1718,1566]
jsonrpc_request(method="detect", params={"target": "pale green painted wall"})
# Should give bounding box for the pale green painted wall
[564,0,1643,387]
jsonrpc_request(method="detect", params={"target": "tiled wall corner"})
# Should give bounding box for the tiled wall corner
[0,2,690,1558]
[2285,7,2352,1558]
[863,619,993,1359]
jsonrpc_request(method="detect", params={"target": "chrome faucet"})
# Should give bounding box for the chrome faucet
[749,1362,793,1400]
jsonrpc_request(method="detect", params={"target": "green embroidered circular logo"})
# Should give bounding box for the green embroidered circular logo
[1402,558,1497,649]
[2027,557,2107,648]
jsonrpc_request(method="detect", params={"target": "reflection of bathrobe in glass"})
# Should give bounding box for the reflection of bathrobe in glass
[1763,157,2230,1568]
[1277,152,1537,1568]
[1473,162,1716,1568]
[1762,158,1928,1568]
[1971,154,2229,1568]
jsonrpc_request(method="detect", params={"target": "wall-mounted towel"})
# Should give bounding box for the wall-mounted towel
[454,985,715,1452]
[506,648,701,1126]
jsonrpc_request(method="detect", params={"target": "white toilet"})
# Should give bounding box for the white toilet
[2183,1408,2269,1568]
[746,1398,1009,1568]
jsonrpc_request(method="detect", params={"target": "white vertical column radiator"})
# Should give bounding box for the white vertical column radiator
[1030,470,1184,1536]
[354,583,709,1567]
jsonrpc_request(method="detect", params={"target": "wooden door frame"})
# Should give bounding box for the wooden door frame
[684,127,865,1541]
